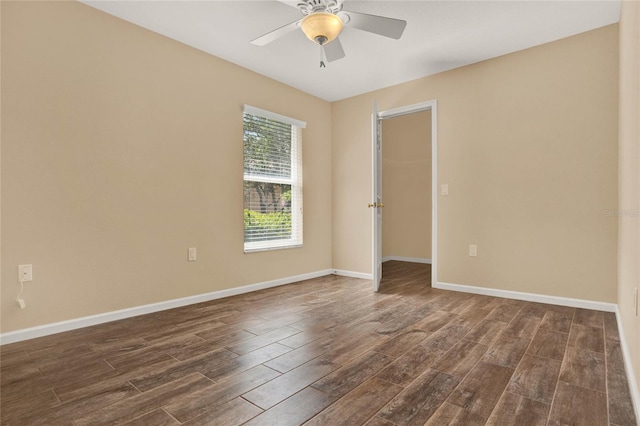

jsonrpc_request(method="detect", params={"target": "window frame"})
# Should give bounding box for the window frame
[242,105,305,253]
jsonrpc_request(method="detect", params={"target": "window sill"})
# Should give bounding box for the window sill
[244,242,303,253]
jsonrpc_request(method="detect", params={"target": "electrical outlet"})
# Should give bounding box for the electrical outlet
[441,184,449,196]
[469,245,478,257]
[18,264,33,282]
[188,247,197,262]
[16,298,26,309]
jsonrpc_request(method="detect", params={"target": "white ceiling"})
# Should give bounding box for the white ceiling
[82,0,621,102]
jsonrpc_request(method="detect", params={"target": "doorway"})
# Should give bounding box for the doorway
[381,109,432,286]
[372,100,438,291]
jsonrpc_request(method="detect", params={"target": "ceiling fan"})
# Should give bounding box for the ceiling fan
[250,0,407,64]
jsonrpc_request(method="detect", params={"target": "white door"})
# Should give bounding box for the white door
[371,102,383,291]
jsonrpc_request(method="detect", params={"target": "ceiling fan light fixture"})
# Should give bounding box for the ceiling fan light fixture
[300,12,343,45]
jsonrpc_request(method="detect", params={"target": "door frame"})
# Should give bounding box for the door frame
[373,99,438,289]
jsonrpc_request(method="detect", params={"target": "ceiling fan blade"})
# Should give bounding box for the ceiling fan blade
[250,19,301,46]
[343,11,407,40]
[324,37,346,62]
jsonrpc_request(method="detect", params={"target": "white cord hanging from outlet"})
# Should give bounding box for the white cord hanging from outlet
[16,279,26,309]
[16,264,32,309]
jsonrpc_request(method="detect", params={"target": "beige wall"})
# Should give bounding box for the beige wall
[0,1,624,341]
[333,25,619,303]
[381,111,431,260]
[1,1,332,332]
[618,0,640,397]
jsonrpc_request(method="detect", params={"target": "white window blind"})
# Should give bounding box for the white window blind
[243,105,304,252]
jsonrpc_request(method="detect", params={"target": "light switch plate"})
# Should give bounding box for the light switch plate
[188,247,197,262]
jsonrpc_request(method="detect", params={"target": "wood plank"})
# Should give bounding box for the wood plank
[142,320,228,343]
[164,365,280,423]
[312,351,393,398]
[486,391,550,426]
[606,337,626,375]
[412,310,458,332]
[105,349,178,374]
[167,330,255,361]
[375,312,427,335]
[446,361,514,418]
[242,357,339,410]
[124,409,179,426]
[539,310,573,333]
[1,362,45,387]
[181,397,262,426]
[38,357,115,388]
[441,295,479,314]
[482,334,530,369]
[559,347,606,392]
[204,343,292,382]
[573,308,604,328]
[501,314,541,340]
[276,321,337,348]
[568,323,605,353]
[377,369,459,425]
[372,329,430,357]
[54,354,178,402]
[506,354,561,404]
[375,340,448,387]
[316,332,389,365]
[484,304,522,323]
[365,417,397,426]
[0,389,61,425]
[455,306,492,328]
[603,311,620,341]
[518,302,549,318]
[548,382,607,426]
[263,335,335,373]
[608,371,638,426]
[243,386,335,426]
[18,382,139,425]
[129,348,238,392]
[526,328,568,360]
[225,326,301,355]
[305,377,403,426]
[463,319,507,345]
[424,402,487,426]
[243,314,307,335]
[0,346,29,367]
[431,339,488,378]
[74,373,214,426]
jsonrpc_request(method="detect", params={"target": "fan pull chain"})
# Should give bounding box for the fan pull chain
[320,45,326,68]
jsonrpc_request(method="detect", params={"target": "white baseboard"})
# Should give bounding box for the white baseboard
[0,269,334,345]
[615,306,640,422]
[333,269,373,280]
[434,281,617,312]
[382,256,432,264]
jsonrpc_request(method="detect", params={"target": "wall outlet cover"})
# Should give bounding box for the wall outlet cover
[18,264,33,282]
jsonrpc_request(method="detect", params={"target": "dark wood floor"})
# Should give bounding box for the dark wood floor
[1,261,637,425]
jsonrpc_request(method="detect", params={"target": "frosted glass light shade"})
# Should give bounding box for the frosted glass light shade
[300,12,343,45]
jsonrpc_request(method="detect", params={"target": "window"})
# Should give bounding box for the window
[243,105,305,252]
